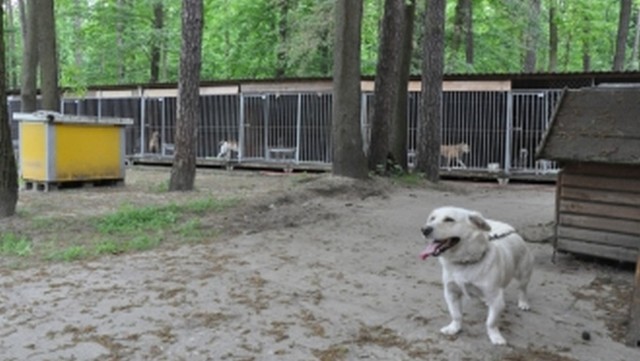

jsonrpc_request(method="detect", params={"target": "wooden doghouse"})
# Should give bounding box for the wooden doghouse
[536,86,640,263]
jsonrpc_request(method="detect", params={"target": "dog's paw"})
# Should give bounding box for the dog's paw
[440,322,461,336]
[518,300,531,311]
[487,328,507,346]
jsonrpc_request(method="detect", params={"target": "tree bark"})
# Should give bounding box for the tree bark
[613,0,632,71]
[17,0,26,42]
[582,39,591,72]
[331,0,368,179]
[169,0,203,191]
[37,0,59,111]
[632,6,640,69]
[463,0,473,65]
[20,0,38,112]
[548,0,558,72]
[417,0,445,182]
[390,0,415,171]
[368,0,404,172]
[0,5,19,218]
[523,0,541,72]
[451,0,473,66]
[150,0,164,83]
[6,0,18,89]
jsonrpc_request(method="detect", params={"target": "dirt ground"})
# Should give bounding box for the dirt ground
[0,167,638,361]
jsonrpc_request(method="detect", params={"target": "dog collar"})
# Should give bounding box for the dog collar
[453,231,516,265]
[453,248,488,265]
[489,230,516,241]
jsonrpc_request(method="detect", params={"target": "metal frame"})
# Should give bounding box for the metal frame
[8,89,562,177]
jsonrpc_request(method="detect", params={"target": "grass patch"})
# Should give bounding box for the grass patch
[127,235,161,251]
[392,172,425,186]
[149,181,169,193]
[0,233,32,257]
[183,197,238,214]
[47,245,87,262]
[94,239,126,255]
[178,219,202,238]
[0,195,239,265]
[96,197,236,235]
[96,204,179,234]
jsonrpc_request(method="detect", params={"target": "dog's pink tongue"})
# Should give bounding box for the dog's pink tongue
[420,243,439,260]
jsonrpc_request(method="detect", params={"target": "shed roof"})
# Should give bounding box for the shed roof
[536,86,640,165]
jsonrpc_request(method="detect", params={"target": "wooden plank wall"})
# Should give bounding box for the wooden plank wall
[556,162,640,263]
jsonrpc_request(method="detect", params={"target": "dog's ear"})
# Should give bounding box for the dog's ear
[468,212,491,231]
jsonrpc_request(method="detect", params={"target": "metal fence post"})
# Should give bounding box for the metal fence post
[239,93,245,162]
[360,93,368,155]
[160,98,166,156]
[98,91,102,119]
[295,93,302,163]
[139,87,146,156]
[504,91,514,175]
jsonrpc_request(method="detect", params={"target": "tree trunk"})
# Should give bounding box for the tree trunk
[20,0,38,112]
[632,6,640,70]
[390,0,415,171]
[613,0,632,71]
[275,0,289,78]
[451,0,473,66]
[450,0,464,64]
[548,0,558,72]
[0,5,19,218]
[18,0,26,42]
[523,0,541,72]
[318,28,331,76]
[463,0,473,65]
[169,0,203,191]
[417,0,445,182]
[37,0,59,111]
[583,39,591,72]
[150,0,164,83]
[368,0,404,172]
[331,0,368,179]
[562,33,571,71]
[6,0,18,89]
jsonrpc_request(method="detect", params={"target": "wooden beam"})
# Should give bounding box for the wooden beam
[627,253,640,348]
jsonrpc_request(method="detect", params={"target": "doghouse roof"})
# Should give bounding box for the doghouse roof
[536,86,640,165]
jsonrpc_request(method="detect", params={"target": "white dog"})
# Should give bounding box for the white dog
[441,143,470,169]
[419,206,533,345]
[217,140,239,160]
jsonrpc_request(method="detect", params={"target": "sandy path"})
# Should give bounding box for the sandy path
[1,178,637,361]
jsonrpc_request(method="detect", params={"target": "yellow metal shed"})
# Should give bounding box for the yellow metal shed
[13,111,134,191]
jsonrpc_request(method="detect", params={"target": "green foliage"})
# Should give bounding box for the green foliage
[94,239,126,255]
[96,204,179,234]
[178,219,202,238]
[0,233,32,257]
[95,197,227,231]
[3,1,634,92]
[48,245,87,262]
[184,197,238,214]
[128,235,161,251]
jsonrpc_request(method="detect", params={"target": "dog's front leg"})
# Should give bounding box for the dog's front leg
[441,282,463,335]
[485,289,507,345]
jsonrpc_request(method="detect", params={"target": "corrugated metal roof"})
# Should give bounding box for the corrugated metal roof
[536,86,640,165]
